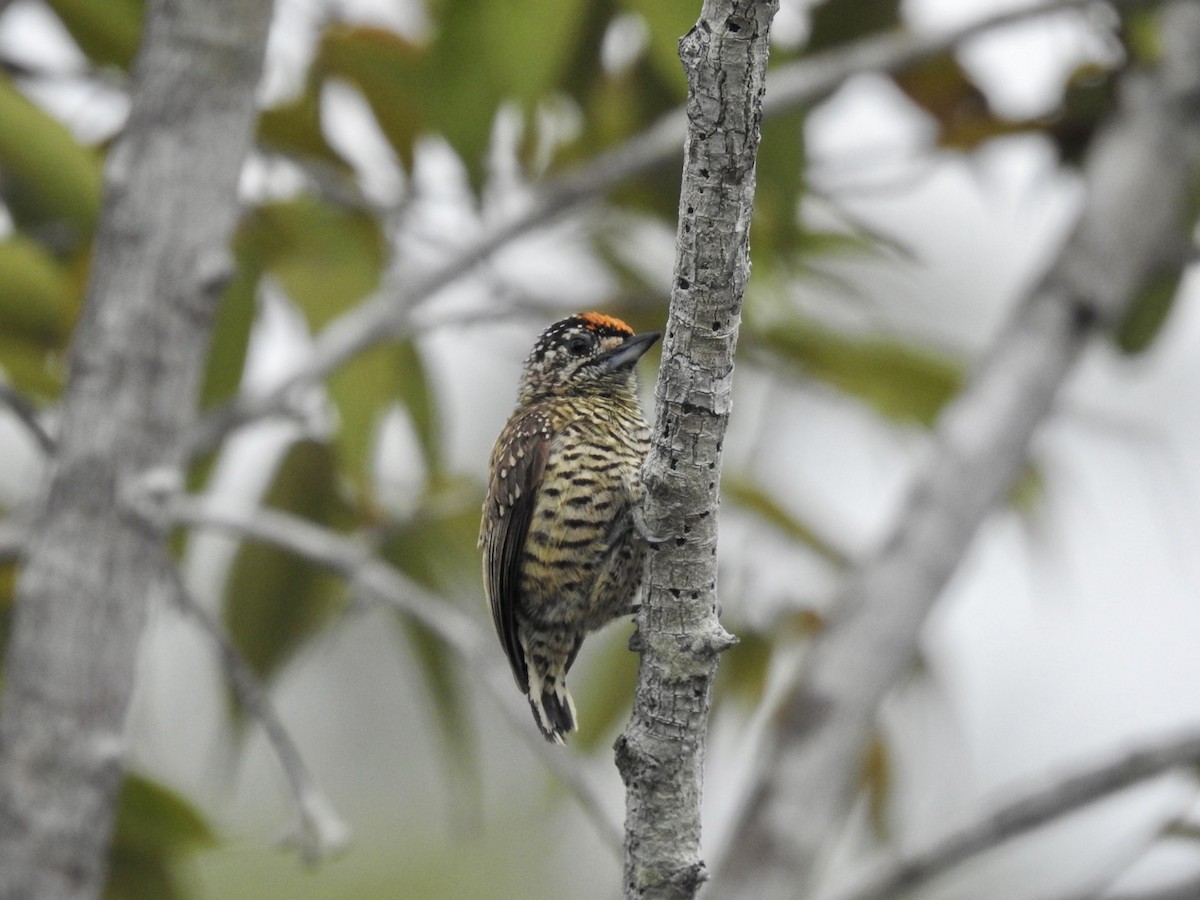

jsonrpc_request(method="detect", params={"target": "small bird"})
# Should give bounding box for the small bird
[480,312,660,743]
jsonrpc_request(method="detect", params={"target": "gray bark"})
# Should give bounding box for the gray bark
[0,1,273,897]
[716,3,1200,897]
[615,2,778,899]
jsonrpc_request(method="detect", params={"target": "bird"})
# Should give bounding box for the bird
[480,312,660,743]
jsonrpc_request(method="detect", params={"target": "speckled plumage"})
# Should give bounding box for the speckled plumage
[480,313,659,743]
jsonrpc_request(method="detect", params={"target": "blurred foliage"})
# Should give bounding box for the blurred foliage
[44,0,144,70]
[743,316,963,425]
[222,440,354,691]
[572,625,639,751]
[712,628,773,710]
[1116,268,1183,355]
[381,482,483,797]
[0,0,1183,894]
[807,0,901,52]
[861,735,893,839]
[723,477,848,568]
[105,774,215,900]
[0,561,14,669]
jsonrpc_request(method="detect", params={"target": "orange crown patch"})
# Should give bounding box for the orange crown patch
[578,312,634,334]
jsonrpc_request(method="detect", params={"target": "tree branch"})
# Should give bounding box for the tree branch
[1090,875,1200,900]
[716,3,1200,896]
[0,1,274,896]
[188,0,1152,455]
[161,492,624,852]
[156,550,350,863]
[827,728,1200,900]
[0,384,55,455]
[615,3,777,899]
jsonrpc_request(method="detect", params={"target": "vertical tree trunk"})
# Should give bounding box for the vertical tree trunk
[0,2,273,897]
[616,2,778,898]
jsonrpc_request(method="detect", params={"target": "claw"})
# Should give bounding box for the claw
[632,506,667,545]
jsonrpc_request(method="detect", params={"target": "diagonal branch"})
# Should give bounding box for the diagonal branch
[157,551,350,863]
[716,3,1200,896]
[0,385,55,455]
[189,0,1155,455]
[828,727,1200,900]
[162,492,623,852]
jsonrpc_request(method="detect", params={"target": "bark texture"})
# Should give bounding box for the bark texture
[0,1,273,897]
[717,3,1200,896]
[615,2,777,898]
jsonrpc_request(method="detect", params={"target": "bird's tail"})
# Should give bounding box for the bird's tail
[528,672,577,744]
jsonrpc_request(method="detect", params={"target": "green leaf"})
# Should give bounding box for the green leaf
[0,562,16,672]
[723,477,847,567]
[223,440,351,684]
[0,334,65,397]
[618,1,693,99]
[244,199,385,327]
[329,346,395,503]
[314,26,426,171]
[381,480,482,599]
[239,199,387,496]
[103,858,180,900]
[1009,463,1044,514]
[752,109,807,268]
[111,774,215,856]
[0,77,102,236]
[104,774,214,900]
[745,318,962,425]
[318,0,590,186]
[258,84,353,171]
[0,237,75,339]
[1115,269,1181,355]
[806,0,901,54]
[713,628,771,709]
[196,256,258,411]
[571,626,637,751]
[44,0,144,69]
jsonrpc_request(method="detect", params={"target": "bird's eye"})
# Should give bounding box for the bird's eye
[566,335,591,356]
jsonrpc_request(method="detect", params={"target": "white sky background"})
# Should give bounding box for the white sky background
[2,0,1200,897]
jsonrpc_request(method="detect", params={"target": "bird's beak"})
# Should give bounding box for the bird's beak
[601,330,661,371]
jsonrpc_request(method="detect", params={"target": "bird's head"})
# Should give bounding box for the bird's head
[518,312,660,403]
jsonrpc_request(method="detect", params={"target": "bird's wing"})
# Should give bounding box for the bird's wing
[481,407,552,692]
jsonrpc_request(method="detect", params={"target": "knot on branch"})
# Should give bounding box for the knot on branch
[691,622,737,658]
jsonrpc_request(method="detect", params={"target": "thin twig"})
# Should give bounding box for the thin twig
[0,385,55,455]
[188,0,1158,455]
[156,550,350,863]
[828,728,1200,900]
[163,492,624,851]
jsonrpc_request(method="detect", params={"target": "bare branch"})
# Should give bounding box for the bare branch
[0,384,55,454]
[162,492,624,852]
[188,0,1154,455]
[158,553,350,863]
[716,3,1200,896]
[0,1,274,895]
[828,728,1200,900]
[615,3,778,899]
